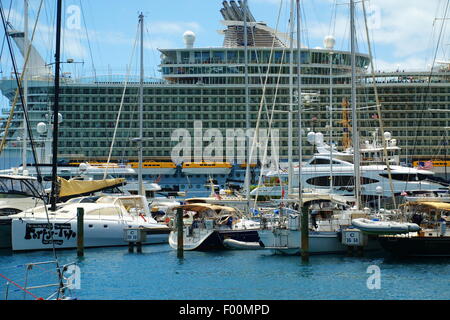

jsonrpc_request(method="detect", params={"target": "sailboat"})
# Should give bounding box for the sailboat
[257,0,384,255]
[0,1,77,300]
[2,12,170,252]
[168,202,260,251]
[377,201,450,257]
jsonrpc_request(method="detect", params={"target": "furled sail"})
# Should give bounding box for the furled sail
[58,177,126,199]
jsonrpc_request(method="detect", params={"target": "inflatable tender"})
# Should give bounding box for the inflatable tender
[223,238,264,250]
[352,218,420,235]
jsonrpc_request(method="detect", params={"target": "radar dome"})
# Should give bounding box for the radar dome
[79,162,88,172]
[307,132,316,144]
[315,132,324,145]
[183,30,196,49]
[383,131,392,140]
[323,35,335,49]
[36,122,47,134]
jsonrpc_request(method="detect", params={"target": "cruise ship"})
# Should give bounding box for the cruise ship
[0,1,449,200]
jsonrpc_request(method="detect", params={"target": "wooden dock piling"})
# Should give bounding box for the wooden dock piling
[176,207,184,259]
[301,207,309,262]
[128,242,135,253]
[77,208,84,257]
[136,241,142,253]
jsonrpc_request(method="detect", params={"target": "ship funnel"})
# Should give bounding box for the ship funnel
[7,27,52,79]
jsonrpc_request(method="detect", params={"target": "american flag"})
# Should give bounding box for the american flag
[154,175,161,183]
[417,161,433,170]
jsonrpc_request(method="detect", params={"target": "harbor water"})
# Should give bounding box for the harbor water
[1,245,449,300]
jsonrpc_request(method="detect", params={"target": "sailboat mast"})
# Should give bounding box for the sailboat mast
[244,0,250,207]
[329,51,333,191]
[22,0,28,171]
[138,12,144,196]
[350,0,361,209]
[50,0,63,211]
[296,0,303,208]
[297,0,308,262]
[288,0,295,196]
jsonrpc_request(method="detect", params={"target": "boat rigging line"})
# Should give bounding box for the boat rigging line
[0,0,45,185]
[103,23,140,179]
[407,0,449,191]
[361,0,397,209]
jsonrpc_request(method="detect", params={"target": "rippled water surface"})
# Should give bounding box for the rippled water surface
[1,245,449,300]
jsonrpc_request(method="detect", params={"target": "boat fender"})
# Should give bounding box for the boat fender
[440,219,447,236]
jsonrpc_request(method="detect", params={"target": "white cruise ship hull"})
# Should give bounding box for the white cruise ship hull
[182,168,232,175]
[141,168,177,175]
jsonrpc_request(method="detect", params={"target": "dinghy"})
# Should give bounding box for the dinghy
[223,238,264,250]
[352,218,420,235]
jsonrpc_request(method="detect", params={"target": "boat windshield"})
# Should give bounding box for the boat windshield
[66,196,101,204]
[117,197,147,215]
[0,177,42,198]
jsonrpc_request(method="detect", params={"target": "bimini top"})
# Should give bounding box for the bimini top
[401,201,450,212]
[175,203,238,214]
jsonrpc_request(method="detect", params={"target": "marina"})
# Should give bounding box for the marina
[0,0,449,304]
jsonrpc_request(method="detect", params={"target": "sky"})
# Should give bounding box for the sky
[1,0,450,80]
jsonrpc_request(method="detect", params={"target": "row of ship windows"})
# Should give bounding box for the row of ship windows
[164,50,368,68]
[57,111,448,121]
[58,138,444,150]
[57,120,448,129]
[25,94,450,106]
[161,66,349,76]
[57,129,447,142]
[59,148,440,157]
[26,85,450,96]
[23,96,450,107]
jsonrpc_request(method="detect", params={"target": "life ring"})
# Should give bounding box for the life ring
[165,217,171,224]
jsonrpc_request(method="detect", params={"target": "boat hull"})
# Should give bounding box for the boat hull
[0,217,11,249]
[10,218,169,251]
[169,228,260,251]
[258,229,381,255]
[378,236,450,257]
